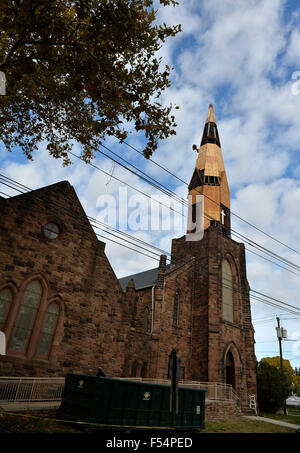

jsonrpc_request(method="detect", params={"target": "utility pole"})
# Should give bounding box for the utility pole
[276,317,287,415]
[276,317,283,369]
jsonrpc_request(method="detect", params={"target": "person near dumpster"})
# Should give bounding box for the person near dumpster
[96,366,106,377]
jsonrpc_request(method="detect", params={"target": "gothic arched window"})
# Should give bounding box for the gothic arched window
[222,260,233,322]
[36,302,59,357]
[173,292,179,326]
[0,288,12,330]
[9,280,42,352]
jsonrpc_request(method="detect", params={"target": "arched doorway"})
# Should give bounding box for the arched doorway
[225,350,235,389]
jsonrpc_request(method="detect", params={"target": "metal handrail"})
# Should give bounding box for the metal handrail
[116,377,237,401]
[0,376,253,411]
[0,377,65,403]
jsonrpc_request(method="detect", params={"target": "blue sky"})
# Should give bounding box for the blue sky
[1,0,300,368]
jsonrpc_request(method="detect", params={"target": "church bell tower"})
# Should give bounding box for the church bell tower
[170,104,257,401]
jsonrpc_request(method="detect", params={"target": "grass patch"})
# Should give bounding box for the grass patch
[200,418,296,433]
[0,411,88,433]
[262,413,300,426]
[0,411,298,434]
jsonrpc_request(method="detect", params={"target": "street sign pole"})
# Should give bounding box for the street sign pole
[169,349,179,428]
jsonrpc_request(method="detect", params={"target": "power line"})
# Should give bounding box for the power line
[89,213,300,315]
[252,289,300,314]
[235,246,300,278]
[97,143,186,207]
[76,142,300,276]
[89,217,169,258]
[0,174,295,293]
[250,294,300,317]
[0,176,166,264]
[1,173,300,318]
[67,151,185,218]
[231,229,300,273]
[3,135,300,278]
[120,138,300,256]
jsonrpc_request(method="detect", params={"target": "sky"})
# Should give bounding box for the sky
[1,0,300,369]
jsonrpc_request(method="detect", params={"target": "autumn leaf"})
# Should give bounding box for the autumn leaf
[0,0,181,165]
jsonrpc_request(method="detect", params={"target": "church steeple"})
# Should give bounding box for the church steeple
[188,104,231,236]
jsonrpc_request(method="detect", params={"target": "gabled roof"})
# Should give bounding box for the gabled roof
[118,264,170,291]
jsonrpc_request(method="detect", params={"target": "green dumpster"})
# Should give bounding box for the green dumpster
[59,373,206,429]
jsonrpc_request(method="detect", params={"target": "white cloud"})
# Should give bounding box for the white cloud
[1,0,300,366]
[284,28,300,65]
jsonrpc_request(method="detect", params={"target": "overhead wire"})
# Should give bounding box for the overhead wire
[67,151,185,218]
[1,173,300,319]
[0,174,163,262]
[3,168,299,283]
[0,173,298,295]
[120,138,300,256]
[2,89,299,261]
[76,142,300,276]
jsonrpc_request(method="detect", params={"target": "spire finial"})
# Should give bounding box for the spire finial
[205,104,216,124]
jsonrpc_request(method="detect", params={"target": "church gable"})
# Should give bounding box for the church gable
[2,180,98,241]
[0,180,127,377]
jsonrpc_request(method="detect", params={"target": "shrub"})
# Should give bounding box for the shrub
[257,360,293,413]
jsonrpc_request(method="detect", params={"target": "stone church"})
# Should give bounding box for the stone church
[0,105,257,401]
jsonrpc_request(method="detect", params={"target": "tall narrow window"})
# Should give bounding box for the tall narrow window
[222,260,233,322]
[131,360,138,377]
[141,362,147,378]
[9,281,41,352]
[0,289,12,329]
[173,292,179,326]
[143,307,149,333]
[36,302,59,357]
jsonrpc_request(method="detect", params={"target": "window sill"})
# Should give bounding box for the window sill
[221,319,242,330]
[5,352,50,363]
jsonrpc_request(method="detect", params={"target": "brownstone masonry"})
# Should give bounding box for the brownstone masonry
[0,105,257,409]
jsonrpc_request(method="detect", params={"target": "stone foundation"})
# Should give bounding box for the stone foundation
[205,399,242,422]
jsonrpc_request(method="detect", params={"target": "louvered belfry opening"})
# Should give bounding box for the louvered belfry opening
[200,121,221,147]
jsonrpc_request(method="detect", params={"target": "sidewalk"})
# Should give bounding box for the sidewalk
[243,415,300,430]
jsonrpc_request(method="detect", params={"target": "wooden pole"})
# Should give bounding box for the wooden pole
[277,317,286,415]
